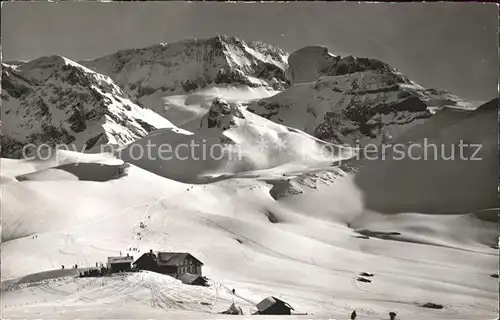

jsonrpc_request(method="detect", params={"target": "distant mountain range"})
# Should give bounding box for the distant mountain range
[1,36,477,158]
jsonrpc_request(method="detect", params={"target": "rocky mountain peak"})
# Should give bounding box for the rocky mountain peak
[249,46,474,147]
[1,58,173,159]
[286,46,399,85]
[200,97,244,131]
[81,36,289,102]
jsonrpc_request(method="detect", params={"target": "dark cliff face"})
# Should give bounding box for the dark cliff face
[327,56,393,77]
[475,97,498,111]
[313,96,432,144]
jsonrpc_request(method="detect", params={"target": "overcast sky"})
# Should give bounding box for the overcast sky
[1,2,498,101]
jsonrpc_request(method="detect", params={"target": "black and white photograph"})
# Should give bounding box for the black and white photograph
[0,2,498,319]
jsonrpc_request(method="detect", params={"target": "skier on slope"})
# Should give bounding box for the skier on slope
[350,310,357,320]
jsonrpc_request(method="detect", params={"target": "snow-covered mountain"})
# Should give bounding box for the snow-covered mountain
[81,35,289,116]
[248,46,475,146]
[1,56,174,158]
[2,39,475,161]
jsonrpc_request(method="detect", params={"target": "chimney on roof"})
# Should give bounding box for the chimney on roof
[150,249,153,255]
[127,253,129,257]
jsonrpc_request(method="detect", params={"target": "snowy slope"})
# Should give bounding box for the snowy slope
[1,56,175,159]
[81,36,289,119]
[118,97,356,183]
[352,98,499,215]
[2,271,258,318]
[249,46,475,147]
[160,85,279,128]
[1,146,497,319]
[1,103,497,320]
